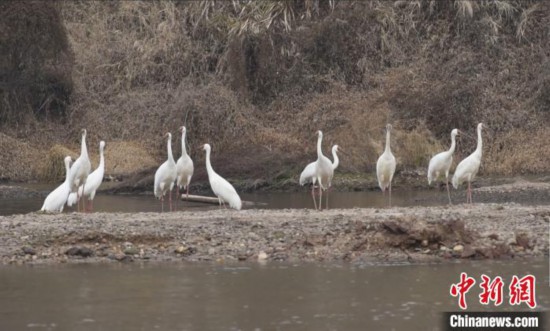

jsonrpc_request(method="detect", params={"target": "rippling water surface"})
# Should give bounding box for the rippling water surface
[0,260,548,330]
[0,182,538,215]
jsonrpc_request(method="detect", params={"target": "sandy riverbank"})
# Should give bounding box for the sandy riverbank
[1,203,548,265]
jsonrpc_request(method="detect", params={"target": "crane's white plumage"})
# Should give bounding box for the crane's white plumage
[428,129,458,204]
[203,143,242,210]
[67,141,106,211]
[330,145,340,171]
[299,162,317,186]
[312,131,334,210]
[68,129,92,211]
[154,132,177,211]
[41,156,72,212]
[376,124,396,207]
[176,126,194,197]
[327,144,340,188]
[299,145,340,186]
[452,123,484,203]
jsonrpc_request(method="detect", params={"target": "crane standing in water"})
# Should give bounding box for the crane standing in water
[376,124,396,207]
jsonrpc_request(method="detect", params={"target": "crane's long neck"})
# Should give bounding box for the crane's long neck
[167,137,174,163]
[448,133,456,154]
[332,148,339,170]
[475,126,483,155]
[181,131,188,157]
[81,133,88,157]
[384,130,391,153]
[99,146,105,169]
[205,148,214,176]
[64,160,71,182]
[316,134,323,160]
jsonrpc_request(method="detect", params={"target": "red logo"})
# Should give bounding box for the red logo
[450,272,476,309]
[509,275,536,308]
[451,273,537,309]
[479,274,504,306]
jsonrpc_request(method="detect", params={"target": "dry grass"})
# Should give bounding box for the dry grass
[2,0,549,183]
[0,133,44,181]
[485,128,550,175]
[40,145,77,182]
[0,1,72,124]
[393,125,443,169]
[103,141,157,178]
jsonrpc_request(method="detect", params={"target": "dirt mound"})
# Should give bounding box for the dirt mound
[1,204,548,264]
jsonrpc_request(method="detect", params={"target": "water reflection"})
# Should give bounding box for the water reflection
[0,260,548,330]
[1,179,548,215]
[0,188,494,215]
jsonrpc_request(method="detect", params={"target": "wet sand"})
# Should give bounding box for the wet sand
[1,203,548,265]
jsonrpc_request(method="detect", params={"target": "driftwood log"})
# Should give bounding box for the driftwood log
[180,194,264,206]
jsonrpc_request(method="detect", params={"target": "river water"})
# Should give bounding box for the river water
[0,190,442,215]
[0,181,543,215]
[0,260,548,330]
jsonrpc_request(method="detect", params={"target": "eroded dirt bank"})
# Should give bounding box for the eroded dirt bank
[1,204,548,265]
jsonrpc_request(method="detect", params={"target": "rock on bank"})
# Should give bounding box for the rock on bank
[0,204,548,265]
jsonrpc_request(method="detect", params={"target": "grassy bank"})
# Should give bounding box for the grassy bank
[1,1,549,186]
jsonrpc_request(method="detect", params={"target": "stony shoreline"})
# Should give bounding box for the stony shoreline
[1,204,548,265]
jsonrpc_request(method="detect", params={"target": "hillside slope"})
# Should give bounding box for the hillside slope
[1,1,549,186]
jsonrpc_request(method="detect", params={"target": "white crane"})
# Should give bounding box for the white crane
[311,130,334,210]
[203,143,242,210]
[428,129,459,204]
[452,123,484,204]
[376,124,397,207]
[154,132,177,212]
[300,145,340,207]
[68,129,92,212]
[327,144,340,189]
[67,141,106,212]
[176,126,194,202]
[40,156,72,212]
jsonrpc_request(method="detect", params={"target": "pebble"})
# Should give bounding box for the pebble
[22,246,36,255]
[453,245,464,253]
[124,247,139,255]
[66,247,94,258]
[258,251,268,261]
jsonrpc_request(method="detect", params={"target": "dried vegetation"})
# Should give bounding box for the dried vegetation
[1,0,549,182]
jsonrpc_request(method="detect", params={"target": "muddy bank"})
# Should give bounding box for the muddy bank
[0,204,548,265]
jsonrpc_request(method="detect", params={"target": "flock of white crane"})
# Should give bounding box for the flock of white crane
[299,122,485,210]
[39,122,485,213]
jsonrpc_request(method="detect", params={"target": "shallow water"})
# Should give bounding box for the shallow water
[0,182,443,215]
[0,182,538,215]
[0,260,548,330]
